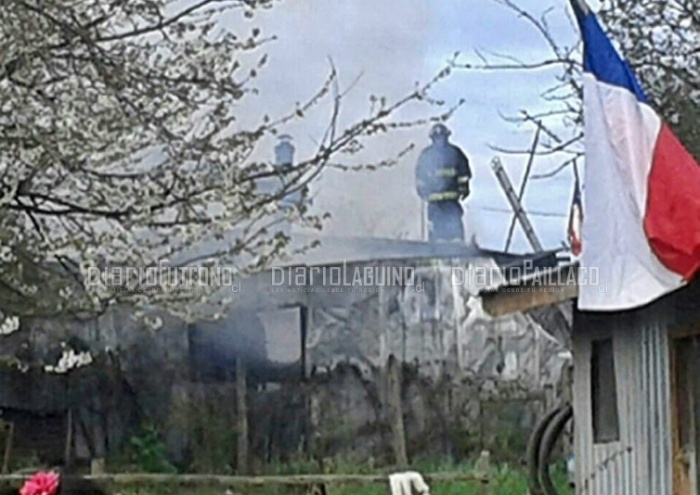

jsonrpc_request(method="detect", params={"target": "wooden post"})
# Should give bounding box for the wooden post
[1,421,13,474]
[236,357,248,474]
[64,409,73,466]
[479,476,489,495]
[478,400,484,452]
[308,385,321,463]
[473,450,491,495]
[91,458,106,475]
[386,356,408,468]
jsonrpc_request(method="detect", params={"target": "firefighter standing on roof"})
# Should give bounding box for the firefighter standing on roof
[415,123,471,242]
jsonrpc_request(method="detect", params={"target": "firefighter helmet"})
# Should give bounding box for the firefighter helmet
[429,123,451,140]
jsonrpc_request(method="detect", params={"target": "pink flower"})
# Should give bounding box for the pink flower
[20,471,60,495]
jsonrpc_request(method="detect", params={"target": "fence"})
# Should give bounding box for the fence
[0,472,490,494]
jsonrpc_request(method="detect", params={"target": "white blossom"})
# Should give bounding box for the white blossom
[144,316,164,331]
[0,0,453,323]
[0,316,19,335]
[44,346,93,374]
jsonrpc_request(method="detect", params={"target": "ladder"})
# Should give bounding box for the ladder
[491,157,544,253]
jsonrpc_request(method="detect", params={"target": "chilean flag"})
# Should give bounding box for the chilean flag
[573,1,700,310]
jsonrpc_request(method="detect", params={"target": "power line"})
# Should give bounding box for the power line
[530,157,580,180]
[465,204,567,218]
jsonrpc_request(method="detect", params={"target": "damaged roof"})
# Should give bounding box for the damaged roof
[266,234,565,271]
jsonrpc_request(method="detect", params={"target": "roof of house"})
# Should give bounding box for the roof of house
[275,235,484,267]
[173,229,564,271]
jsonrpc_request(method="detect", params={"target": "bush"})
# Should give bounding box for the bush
[129,424,177,473]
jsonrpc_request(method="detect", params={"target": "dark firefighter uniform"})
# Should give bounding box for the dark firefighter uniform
[415,123,471,242]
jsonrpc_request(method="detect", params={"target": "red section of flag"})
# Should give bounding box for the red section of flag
[568,181,583,256]
[644,124,700,280]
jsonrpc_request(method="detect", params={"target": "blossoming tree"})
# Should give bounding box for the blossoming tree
[0,0,456,326]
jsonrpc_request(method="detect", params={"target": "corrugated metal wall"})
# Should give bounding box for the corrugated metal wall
[573,305,673,495]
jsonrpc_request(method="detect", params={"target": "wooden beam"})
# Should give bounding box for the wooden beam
[505,126,541,252]
[0,473,489,486]
[480,266,579,317]
[492,158,544,252]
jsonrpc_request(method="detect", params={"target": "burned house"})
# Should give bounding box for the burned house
[0,236,573,471]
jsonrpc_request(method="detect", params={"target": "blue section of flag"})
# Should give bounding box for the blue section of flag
[572,3,649,105]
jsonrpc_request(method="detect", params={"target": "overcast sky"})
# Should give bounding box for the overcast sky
[228,0,603,254]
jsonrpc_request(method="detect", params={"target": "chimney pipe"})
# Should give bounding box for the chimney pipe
[274,134,295,168]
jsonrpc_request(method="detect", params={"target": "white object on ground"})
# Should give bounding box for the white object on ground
[388,471,430,495]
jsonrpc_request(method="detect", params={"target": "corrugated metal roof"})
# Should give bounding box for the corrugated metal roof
[275,235,484,267]
[173,230,562,271]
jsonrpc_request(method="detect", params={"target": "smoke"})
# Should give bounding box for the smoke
[222,0,580,251]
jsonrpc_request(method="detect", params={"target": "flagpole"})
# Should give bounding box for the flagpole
[569,0,591,14]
